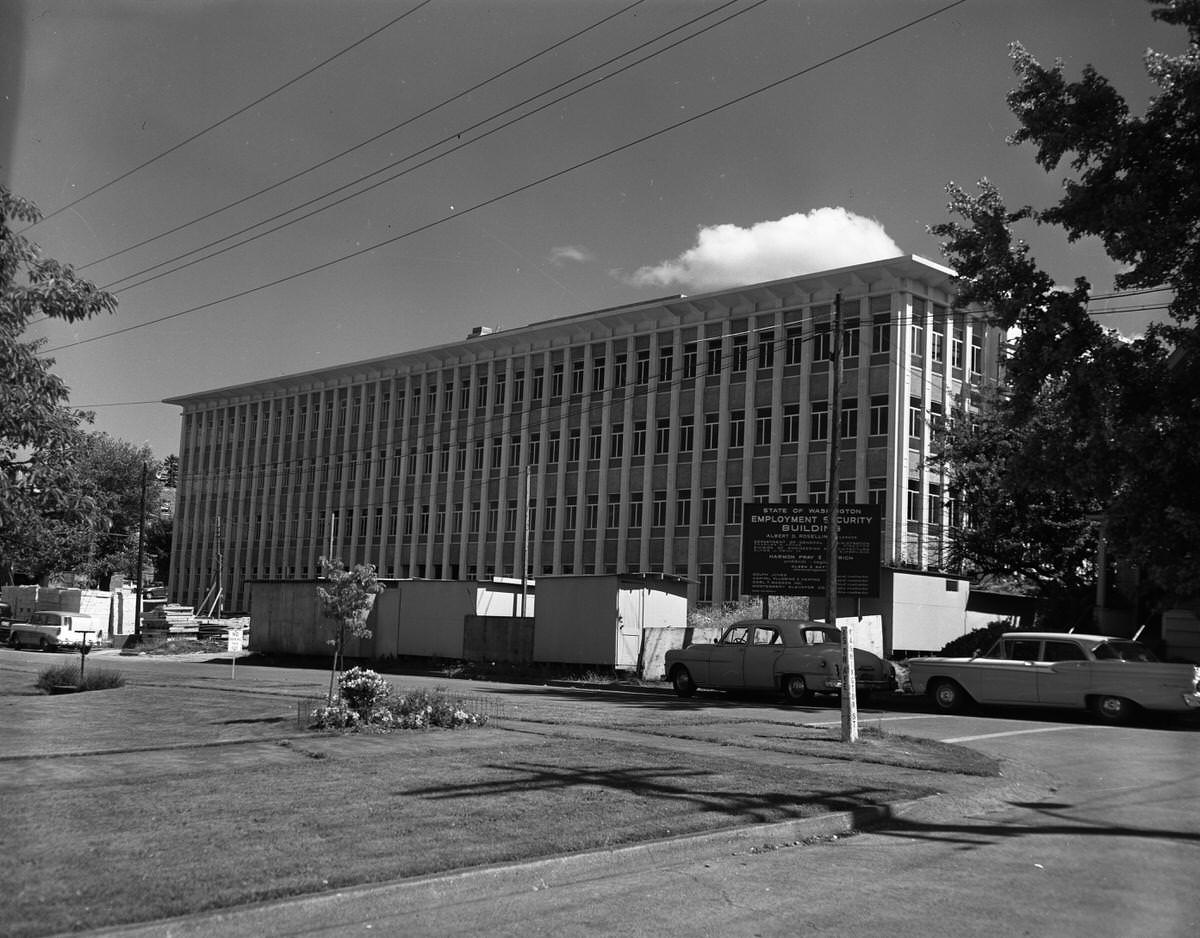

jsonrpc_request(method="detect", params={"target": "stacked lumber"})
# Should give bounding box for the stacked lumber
[141,603,199,639]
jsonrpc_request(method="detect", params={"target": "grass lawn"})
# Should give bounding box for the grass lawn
[2,672,998,937]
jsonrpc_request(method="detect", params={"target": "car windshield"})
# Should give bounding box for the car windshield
[1092,640,1160,663]
[799,627,839,644]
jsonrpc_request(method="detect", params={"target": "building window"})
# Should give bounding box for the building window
[532,368,545,400]
[728,410,745,448]
[635,350,650,385]
[782,404,800,444]
[931,330,945,364]
[606,495,621,529]
[567,428,581,462]
[869,395,888,436]
[571,360,585,395]
[970,337,983,375]
[786,325,804,365]
[628,499,643,528]
[706,338,722,375]
[809,481,827,505]
[911,318,925,357]
[610,424,624,459]
[811,401,829,441]
[460,380,470,411]
[908,397,923,438]
[658,345,674,385]
[868,478,886,511]
[652,491,668,527]
[513,371,525,403]
[592,356,606,392]
[656,418,671,454]
[440,444,451,473]
[927,483,943,528]
[477,376,488,409]
[632,421,647,457]
[682,343,698,379]
[841,401,858,438]
[704,413,720,450]
[551,364,564,397]
[470,504,480,534]
[731,335,748,372]
[544,498,557,532]
[588,426,602,461]
[755,407,772,446]
[952,330,964,369]
[488,501,499,533]
[697,567,714,604]
[724,567,741,602]
[753,484,770,505]
[528,433,540,464]
[843,321,860,358]
[905,480,921,525]
[758,329,775,369]
[495,373,506,406]
[613,354,627,388]
[813,323,832,361]
[547,431,560,464]
[679,415,694,452]
[726,485,742,525]
[506,500,519,533]
[564,497,578,530]
[701,488,717,526]
[420,506,430,535]
[676,490,691,526]
[492,438,503,469]
[510,436,521,467]
[473,439,485,471]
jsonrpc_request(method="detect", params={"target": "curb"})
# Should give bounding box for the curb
[74,794,947,938]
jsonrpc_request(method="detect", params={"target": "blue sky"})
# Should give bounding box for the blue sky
[1,0,1180,458]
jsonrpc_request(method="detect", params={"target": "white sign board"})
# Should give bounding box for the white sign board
[226,629,244,653]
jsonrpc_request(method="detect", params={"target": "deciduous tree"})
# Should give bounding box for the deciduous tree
[316,557,384,703]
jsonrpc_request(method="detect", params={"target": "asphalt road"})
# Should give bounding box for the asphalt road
[7,649,1200,937]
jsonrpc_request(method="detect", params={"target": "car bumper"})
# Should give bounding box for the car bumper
[1182,693,1200,709]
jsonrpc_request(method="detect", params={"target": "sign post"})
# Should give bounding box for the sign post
[227,627,244,679]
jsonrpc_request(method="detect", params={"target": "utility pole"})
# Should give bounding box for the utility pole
[521,463,530,618]
[134,462,147,643]
[827,293,858,742]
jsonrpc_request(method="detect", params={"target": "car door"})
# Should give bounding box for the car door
[1034,639,1091,706]
[742,626,785,690]
[976,638,1042,704]
[709,625,751,688]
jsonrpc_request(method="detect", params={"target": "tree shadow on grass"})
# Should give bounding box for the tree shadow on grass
[398,760,913,823]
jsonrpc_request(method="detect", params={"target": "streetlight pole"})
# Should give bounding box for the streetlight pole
[134,462,147,644]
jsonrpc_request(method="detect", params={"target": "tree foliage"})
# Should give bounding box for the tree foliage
[1,185,117,584]
[316,557,385,702]
[932,2,1200,615]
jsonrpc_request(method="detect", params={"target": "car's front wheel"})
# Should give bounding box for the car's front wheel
[8,633,21,649]
[782,674,810,704]
[671,666,697,698]
[1092,694,1135,724]
[930,679,969,714]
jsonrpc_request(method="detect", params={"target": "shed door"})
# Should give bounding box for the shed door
[616,591,643,669]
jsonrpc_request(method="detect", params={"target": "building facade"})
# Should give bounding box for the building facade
[166,255,1002,613]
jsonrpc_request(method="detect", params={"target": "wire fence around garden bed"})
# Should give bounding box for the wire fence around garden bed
[296,688,505,731]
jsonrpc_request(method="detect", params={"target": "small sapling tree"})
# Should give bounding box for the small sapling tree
[316,556,384,703]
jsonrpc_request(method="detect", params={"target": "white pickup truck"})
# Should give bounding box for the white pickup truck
[8,611,99,650]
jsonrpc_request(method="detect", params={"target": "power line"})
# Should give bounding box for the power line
[43,0,971,354]
[18,0,437,234]
[97,0,761,294]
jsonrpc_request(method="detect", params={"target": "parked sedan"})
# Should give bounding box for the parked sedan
[907,631,1200,723]
[664,619,894,702]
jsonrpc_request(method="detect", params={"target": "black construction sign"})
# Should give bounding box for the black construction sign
[740,503,882,598]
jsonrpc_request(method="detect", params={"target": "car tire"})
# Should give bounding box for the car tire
[38,636,49,651]
[671,666,697,698]
[930,679,969,714]
[9,633,21,650]
[1092,694,1135,724]
[782,675,810,704]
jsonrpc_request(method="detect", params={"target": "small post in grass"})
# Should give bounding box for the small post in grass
[76,631,96,687]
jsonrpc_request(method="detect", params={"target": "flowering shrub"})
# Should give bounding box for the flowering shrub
[338,667,392,710]
[309,685,488,732]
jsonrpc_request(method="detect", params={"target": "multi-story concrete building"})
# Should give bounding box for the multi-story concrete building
[166,255,1002,614]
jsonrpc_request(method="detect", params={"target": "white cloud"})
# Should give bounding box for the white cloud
[619,208,902,292]
[548,244,594,266]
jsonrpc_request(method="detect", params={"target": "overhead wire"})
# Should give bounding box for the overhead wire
[16,0,438,234]
[95,0,763,295]
[41,0,972,355]
[75,0,654,274]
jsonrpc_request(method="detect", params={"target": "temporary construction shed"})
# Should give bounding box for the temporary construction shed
[531,574,689,675]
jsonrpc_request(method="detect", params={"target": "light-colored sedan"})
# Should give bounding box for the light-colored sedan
[907,631,1200,723]
[663,619,894,702]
